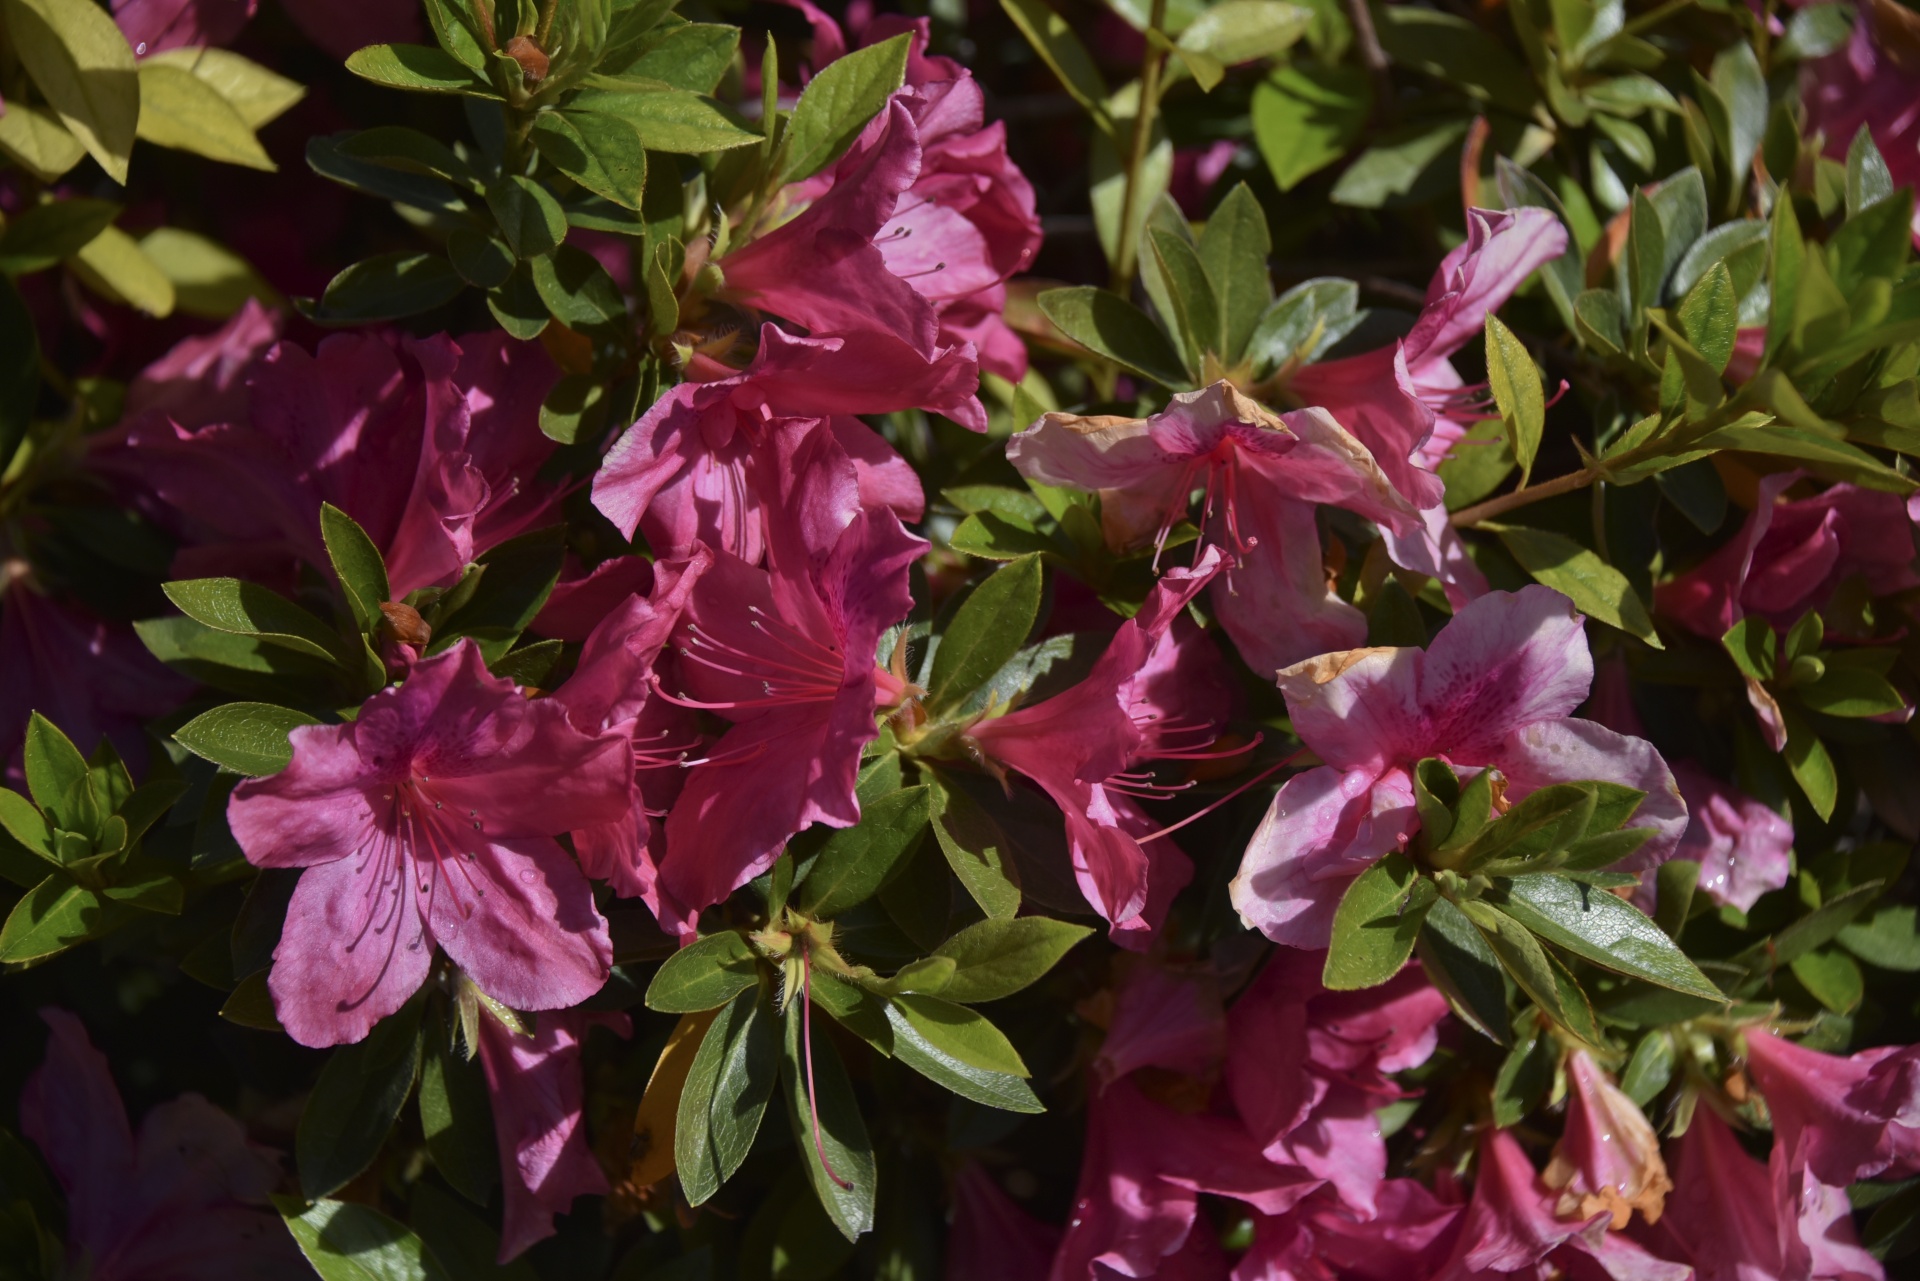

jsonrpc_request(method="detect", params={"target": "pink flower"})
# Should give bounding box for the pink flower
[530,555,659,643]
[1803,2,1920,243]
[1543,1051,1673,1230]
[121,300,281,430]
[1660,1102,1881,1281]
[1094,962,1227,1085]
[277,0,423,60]
[968,548,1237,946]
[1239,1180,1466,1281]
[552,550,710,906]
[227,641,630,1047]
[1006,381,1424,676]
[476,1008,628,1262]
[947,1163,1061,1281]
[19,1009,300,1281]
[1745,1028,1920,1186]
[1435,1129,1688,1281]
[1671,763,1794,911]
[1,563,193,786]
[112,0,253,55]
[590,326,947,562]
[96,327,562,598]
[650,449,926,936]
[1224,948,1449,1217]
[1656,473,1920,641]
[1230,586,1687,948]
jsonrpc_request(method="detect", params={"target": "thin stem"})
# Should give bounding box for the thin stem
[1449,467,1600,528]
[1619,0,1695,41]
[537,0,559,48]
[1109,0,1169,294]
[1346,0,1391,108]
[468,0,498,51]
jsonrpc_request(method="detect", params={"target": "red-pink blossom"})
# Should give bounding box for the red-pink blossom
[1007,382,1422,676]
[1671,762,1794,911]
[476,1008,629,1262]
[227,641,630,1046]
[19,1009,300,1280]
[1231,586,1686,948]
[968,547,1235,945]
[111,0,253,54]
[97,327,561,597]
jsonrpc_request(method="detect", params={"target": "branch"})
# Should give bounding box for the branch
[1449,467,1600,528]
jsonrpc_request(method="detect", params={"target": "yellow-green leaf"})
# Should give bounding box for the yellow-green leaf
[140,227,278,318]
[143,47,303,129]
[2,0,138,184]
[1484,313,1544,486]
[0,100,86,181]
[1485,523,1662,648]
[70,225,175,317]
[135,63,274,170]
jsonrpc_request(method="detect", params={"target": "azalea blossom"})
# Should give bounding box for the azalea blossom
[96,326,562,597]
[1224,947,1450,1217]
[1802,0,1920,243]
[590,325,944,563]
[1006,381,1422,676]
[1671,762,1794,912]
[948,1163,1061,1281]
[1542,1050,1672,1230]
[967,547,1238,945]
[227,641,630,1046]
[1744,1027,1920,1186]
[649,441,927,936]
[1237,1180,1466,1281]
[476,1007,629,1262]
[112,0,255,56]
[19,1009,300,1280]
[1230,586,1687,948]
[1657,473,1920,641]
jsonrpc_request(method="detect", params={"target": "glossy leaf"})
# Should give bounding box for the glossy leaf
[1486,524,1662,648]
[927,556,1044,712]
[781,999,876,1240]
[677,986,778,1205]
[1038,286,1189,387]
[162,579,341,662]
[933,917,1093,1003]
[646,931,761,1013]
[1324,852,1432,990]
[1484,315,1544,486]
[1493,874,1724,1000]
[796,786,932,918]
[296,1000,425,1198]
[174,704,321,777]
[882,1000,1043,1113]
[890,994,1029,1076]
[777,34,911,183]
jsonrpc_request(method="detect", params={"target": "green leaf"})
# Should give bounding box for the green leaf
[1324,851,1433,990]
[1416,897,1510,1044]
[173,703,321,777]
[1459,782,1601,871]
[1710,40,1767,191]
[534,112,646,210]
[140,227,278,319]
[1176,0,1309,67]
[1721,617,1778,684]
[569,89,758,155]
[618,23,739,92]
[929,779,1022,919]
[1491,1024,1554,1127]
[998,0,1111,130]
[1038,286,1189,388]
[23,713,91,830]
[933,917,1093,1003]
[1654,858,1699,938]
[408,1181,535,1281]
[0,877,129,963]
[1486,524,1662,648]
[142,47,304,130]
[320,503,390,636]
[313,252,464,324]
[0,789,54,864]
[777,33,911,183]
[296,1000,424,1198]
[677,986,778,1205]
[1197,183,1272,363]
[0,198,119,273]
[486,175,567,260]
[1146,227,1218,373]
[1493,874,1725,1000]
[277,1197,454,1281]
[1483,315,1544,486]
[344,43,492,96]
[1796,667,1908,718]
[70,225,174,316]
[1782,710,1838,820]
[882,999,1043,1113]
[1329,118,1470,209]
[425,525,565,663]
[1838,906,1920,972]
[1790,948,1863,1013]
[134,63,273,170]
[446,228,514,290]
[487,270,547,338]
[531,245,626,330]
[1677,260,1738,374]
[0,100,86,181]
[1438,419,1516,512]
[781,999,876,1240]
[418,1031,497,1205]
[1,0,137,184]
[1459,898,1577,1032]
[796,787,932,919]
[928,557,1044,713]
[306,132,468,214]
[1620,1030,1676,1106]
[890,993,1029,1076]
[162,578,341,662]
[537,374,606,446]
[1374,5,1535,113]
[1846,125,1894,217]
[647,931,762,1013]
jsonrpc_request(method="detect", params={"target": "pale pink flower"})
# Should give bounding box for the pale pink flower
[1671,763,1794,912]
[1745,1028,1920,1187]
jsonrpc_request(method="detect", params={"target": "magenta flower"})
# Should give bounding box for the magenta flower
[476,1008,629,1262]
[1243,1180,1467,1281]
[651,460,927,936]
[111,0,253,55]
[1433,1129,1688,1281]
[121,300,280,429]
[946,1163,1060,1281]
[1224,947,1449,1216]
[553,550,711,907]
[96,328,562,597]
[1671,762,1793,912]
[1,562,193,785]
[227,641,630,1047]
[1230,586,1687,948]
[1803,5,1920,243]
[530,555,658,643]
[1745,1027,1920,1187]
[1656,473,1920,641]
[1660,1102,1882,1281]
[591,325,952,563]
[968,547,1239,945]
[19,1009,300,1281]
[1542,1051,1672,1230]
[1093,962,1226,1085]
[1007,382,1423,676]
[277,0,423,59]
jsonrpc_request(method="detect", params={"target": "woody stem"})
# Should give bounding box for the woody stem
[1449,467,1600,528]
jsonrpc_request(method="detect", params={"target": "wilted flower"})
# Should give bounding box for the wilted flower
[227,641,630,1046]
[1231,586,1686,948]
[1543,1050,1672,1229]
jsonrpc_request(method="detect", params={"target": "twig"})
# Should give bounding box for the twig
[1450,467,1601,527]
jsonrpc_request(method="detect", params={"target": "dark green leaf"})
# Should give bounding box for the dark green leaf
[538,373,606,446]
[534,111,646,210]
[0,877,130,963]
[320,502,390,634]
[1677,260,1738,374]
[569,89,758,155]
[677,986,778,1205]
[927,557,1044,712]
[929,779,1022,919]
[1037,287,1190,388]
[777,34,911,183]
[1329,118,1470,208]
[1796,667,1908,718]
[1146,226,1217,373]
[296,1000,424,1198]
[531,244,626,329]
[1783,710,1838,820]
[1493,874,1724,1000]
[408,1181,535,1281]
[173,703,321,777]
[1323,851,1432,990]
[1620,1030,1676,1106]
[487,263,549,339]
[312,253,464,324]
[1249,62,1368,192]
[427,525,565,663]
[418,1032,496,1205]
[1790,948,1863,1012]
[0,789,54,863]
[162,578,341,662]
[1197,183,1271,362]
[646,930,761,1012]
[796,787,932,918]
[1491,1025,1554,1127]
[1461,783,1598,871]
[998,0,1111,128]
[1459,898,1574,1031]
[1374,6,1535,113]
[781,998,876,1240]
[445,228,513,289]
[882,999,1043,1113]
[486,175,567,260]
[0,197,119,273]
[1739,881,1883,971]
[22,713,90,831]
[1417,897,1510,1043]
[1486,524,1662,647]
[306,132,467,214]
[277,1196,455,1281]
